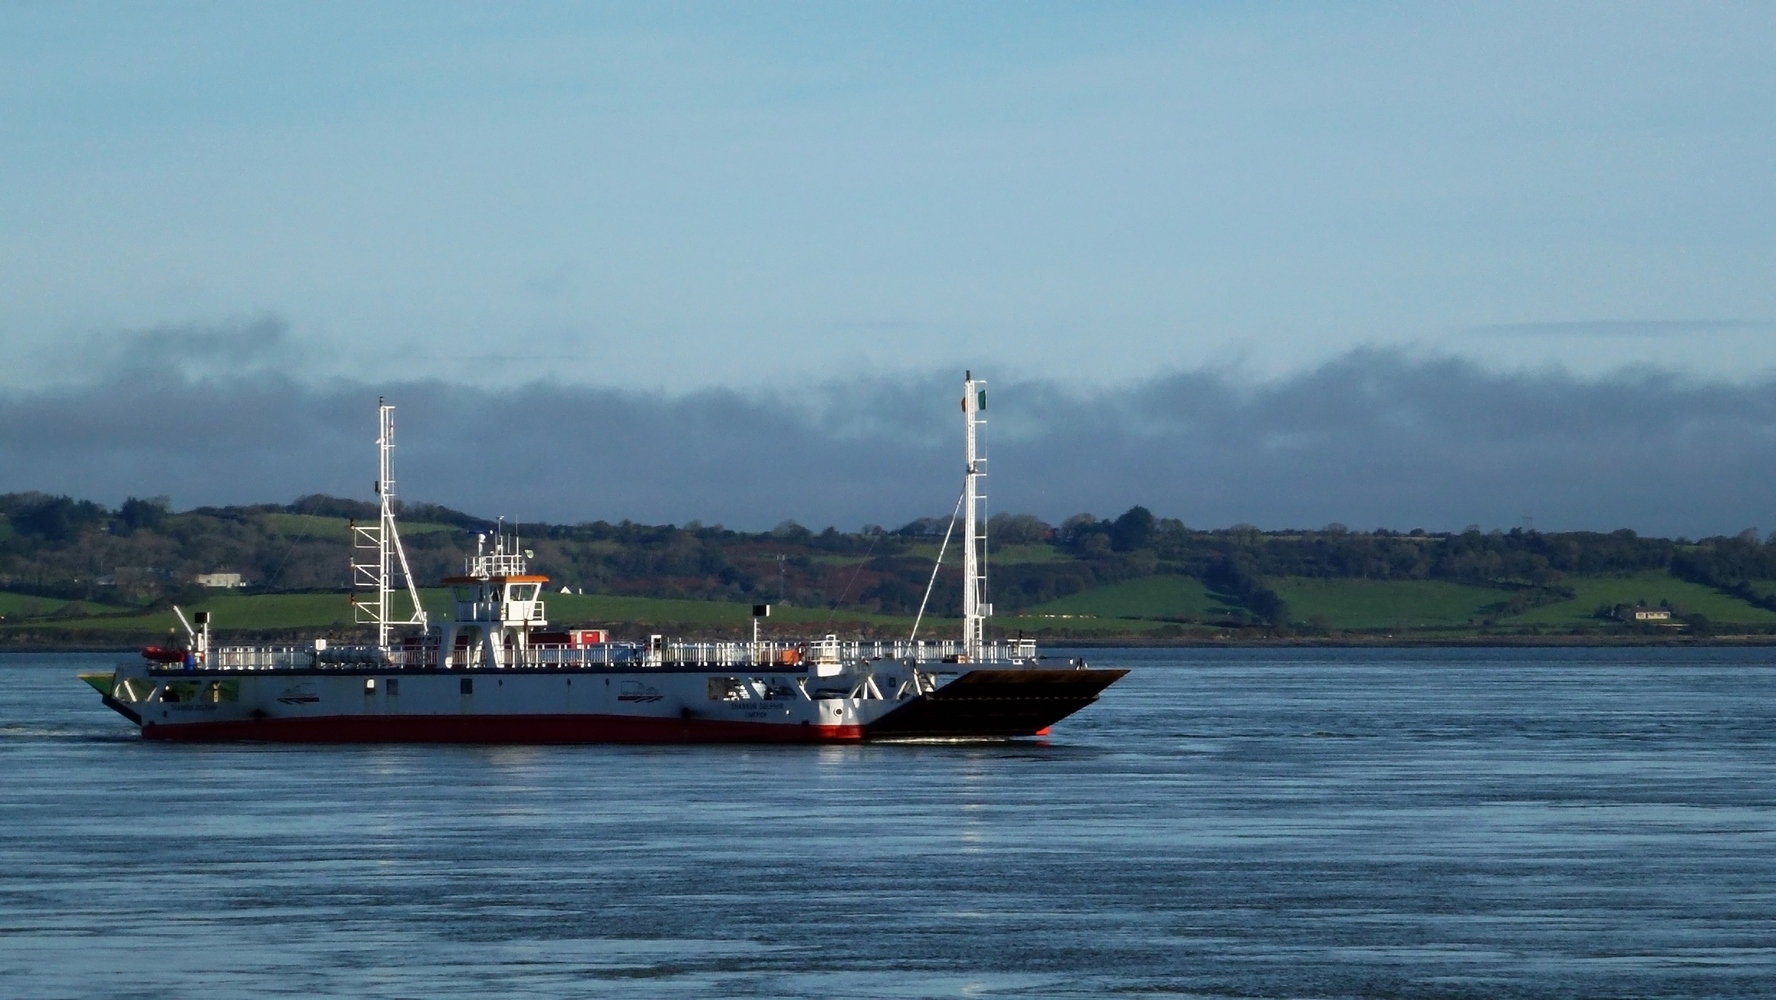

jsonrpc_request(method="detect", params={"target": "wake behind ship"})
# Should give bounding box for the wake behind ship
[86,374,1126,743]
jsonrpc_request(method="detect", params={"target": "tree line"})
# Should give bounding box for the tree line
[3,490,1774,626]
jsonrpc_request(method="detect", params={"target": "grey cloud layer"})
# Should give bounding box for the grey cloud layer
[3,348,1773,537]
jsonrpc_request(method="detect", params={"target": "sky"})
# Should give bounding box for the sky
[3,2,1775,535]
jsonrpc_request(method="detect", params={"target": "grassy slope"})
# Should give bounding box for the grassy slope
[899,542,1069,565]
[1273,578,1511,629]
[1030,575,1224,620]
[998,577,1209,635]
[14,569,1776,642]
[39,593,364,634]
[999,613,1168,635]
[5,588,957,640]
[1498,571,1776,626]
[3,584,1163,641]
[0,592,132,618]
[541,592,939,631]
[1020,575,1514,632]
[1026,570,1776,631]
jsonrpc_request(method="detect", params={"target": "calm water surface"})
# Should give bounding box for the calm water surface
[2,647,1773,998]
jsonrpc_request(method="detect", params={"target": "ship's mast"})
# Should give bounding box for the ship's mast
[962,371,989,658]
[351,398,428,647]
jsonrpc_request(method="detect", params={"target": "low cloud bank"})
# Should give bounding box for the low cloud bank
[3,339,1774,537]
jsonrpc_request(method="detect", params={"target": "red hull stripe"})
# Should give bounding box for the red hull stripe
[140,714,865,744]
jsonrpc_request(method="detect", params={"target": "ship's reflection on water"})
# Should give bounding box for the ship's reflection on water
[3,646,1774,998]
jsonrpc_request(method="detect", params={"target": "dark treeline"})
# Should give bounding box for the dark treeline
[4,491,1775,624]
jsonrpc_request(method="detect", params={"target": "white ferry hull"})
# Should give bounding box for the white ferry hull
[98,662,1126,744]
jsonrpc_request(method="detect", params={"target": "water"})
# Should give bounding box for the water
[3,647,1774,999]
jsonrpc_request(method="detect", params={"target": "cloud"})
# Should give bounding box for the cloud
[4,331,1776,538]
[66,315,304,384]
[1464,319,1776,338]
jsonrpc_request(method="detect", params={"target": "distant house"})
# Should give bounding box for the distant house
[1617,605,1672,623]
[196,572,246,589]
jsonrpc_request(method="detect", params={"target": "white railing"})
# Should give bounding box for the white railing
[206,646,311,670]
[468,552,528,577]
[525,643,643,668]
[445,639,1037,670]
[639,638,1038,668]
[159,637,1040,673]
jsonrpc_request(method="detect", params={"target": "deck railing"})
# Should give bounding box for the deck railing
[206,646,310,670]
[168,637,1040,673]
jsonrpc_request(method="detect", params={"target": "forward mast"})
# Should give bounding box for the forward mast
[349,398,427,646]
[961,371,990,660]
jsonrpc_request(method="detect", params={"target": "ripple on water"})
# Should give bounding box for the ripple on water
[2,647,1774,999]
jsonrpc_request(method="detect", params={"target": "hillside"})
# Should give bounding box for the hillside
[7,491,1776,645]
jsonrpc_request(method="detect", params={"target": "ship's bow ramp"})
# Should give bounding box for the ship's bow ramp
[866,667,1127,739]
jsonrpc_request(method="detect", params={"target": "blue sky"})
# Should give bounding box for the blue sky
[6,1,1772,390]
[5,3,1776,533]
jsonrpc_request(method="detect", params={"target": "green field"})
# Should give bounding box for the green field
[0,583,1158,642]
[1273,578,1512,629]
[901,542,1068,565]
[11,568,1776,643]
[541,592,938,633]
[999,613,1169,635]
[1024,575,1514,631]
[1497,572,1776,626]
[0,592,131,620]
[22,592,366,634]
[1021,570,1776,632]
[0,588,956,640]
[543,592,1164,638]
[986,544,1069,565]
[1030,575,1225,620]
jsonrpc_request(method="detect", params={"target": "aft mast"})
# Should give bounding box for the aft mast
[350,398,428,648]
[961,371,989,659]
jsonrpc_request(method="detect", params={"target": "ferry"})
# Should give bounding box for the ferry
[85,374,1126,742]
